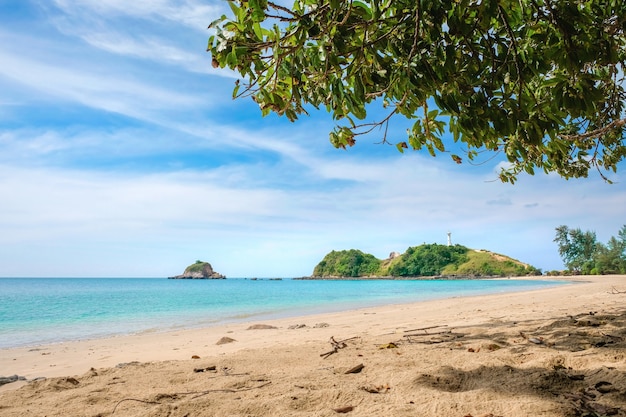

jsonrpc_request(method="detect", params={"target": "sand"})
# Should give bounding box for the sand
[1,275,625,417]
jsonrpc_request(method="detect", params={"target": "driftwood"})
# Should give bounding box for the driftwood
[403,325,462,344]
[404,330,452,337]
[403,326,463,344]
[403,325,448,333]
[320,336,359,359]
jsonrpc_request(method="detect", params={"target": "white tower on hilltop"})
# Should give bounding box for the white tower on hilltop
[447,231,452,246]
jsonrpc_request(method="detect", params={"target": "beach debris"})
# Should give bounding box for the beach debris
[49,376,80,390]
[379,342,398,349]
[404,324,448,333]
[216,336,237,345]
[462,414,504,417]
[594,381,614,394]
[193,365,217,373]
[247,324,278,330]
[112,381,272,413]
[403,324,463,344]
[0,375,26,386]
[360,384,390,393]
[112,398,162,414]
[345,364,365,374]
[314,322,330,328]
[333,405,354,413]
[191,355,201,359]
[486,343,502,351]
[519,331,545,345]
[563,391,619,416]
[288,324,307,329]
[609,286,626,294]
[320,336,359,359]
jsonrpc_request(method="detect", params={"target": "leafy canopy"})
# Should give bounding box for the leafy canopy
[554,225,626,274]
[389,244,468,276]
[208,0,626,182]
[313,249,381,277]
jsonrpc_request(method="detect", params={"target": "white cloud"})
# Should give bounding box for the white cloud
[0,47,200,116]
[1,1,625,277]
[50,0,223,31]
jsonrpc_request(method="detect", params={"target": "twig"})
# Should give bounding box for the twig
[404,330,451,337]
[111,382,272,413]
[320,336,359,358]
[189,381,272,399]
[112,399,161,414]
[609,286,626,294]
[404,325,448,333]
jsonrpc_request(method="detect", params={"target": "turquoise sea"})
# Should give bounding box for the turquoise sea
[0,278,567,349]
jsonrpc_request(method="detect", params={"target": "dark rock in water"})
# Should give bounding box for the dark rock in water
[169,261,225,279]
[0,375,26,386]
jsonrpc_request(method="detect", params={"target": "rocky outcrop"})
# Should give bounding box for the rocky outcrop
[169,261,225,279]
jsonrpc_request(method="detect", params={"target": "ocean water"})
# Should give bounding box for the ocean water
[0,278,567,349]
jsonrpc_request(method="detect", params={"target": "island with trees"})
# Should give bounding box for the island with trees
[309,244,542,279]
[169,260,226,279]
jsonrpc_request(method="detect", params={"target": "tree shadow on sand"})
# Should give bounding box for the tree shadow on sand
[410,310,626,416]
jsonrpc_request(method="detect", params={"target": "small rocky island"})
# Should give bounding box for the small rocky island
[169,260,225,279]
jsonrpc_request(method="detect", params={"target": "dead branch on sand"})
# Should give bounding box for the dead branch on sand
[112,399,162,414]
[111,382,271,413]
[320,336,360,359]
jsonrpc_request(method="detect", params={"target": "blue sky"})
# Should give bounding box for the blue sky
[1,0,624,277]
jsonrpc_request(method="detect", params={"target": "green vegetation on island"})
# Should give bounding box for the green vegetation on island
[169,260,226,279]
[312,244,541,278]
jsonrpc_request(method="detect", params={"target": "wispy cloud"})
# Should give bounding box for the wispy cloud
[1,1,625,277]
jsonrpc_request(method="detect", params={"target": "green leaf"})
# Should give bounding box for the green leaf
[249,0,265,21]
[252,22,263,40]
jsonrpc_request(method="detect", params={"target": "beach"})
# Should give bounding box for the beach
[1,275,625,416]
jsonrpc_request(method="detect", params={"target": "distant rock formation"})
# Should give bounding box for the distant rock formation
[169,261,225,279]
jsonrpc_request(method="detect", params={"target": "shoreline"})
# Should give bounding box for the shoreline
[0,276,608,383]
[0,276,566,350]
[1,275,625,416]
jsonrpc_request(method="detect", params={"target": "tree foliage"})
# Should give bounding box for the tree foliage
[208,0,626,182]
[554,224,626,274]
[312,244,540,277]
[389,244,468,276]
[313,249,382,277]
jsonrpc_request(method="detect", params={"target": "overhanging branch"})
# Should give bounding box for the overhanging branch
[560,118,626,141]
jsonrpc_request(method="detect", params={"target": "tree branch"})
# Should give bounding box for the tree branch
[561,118,626,141]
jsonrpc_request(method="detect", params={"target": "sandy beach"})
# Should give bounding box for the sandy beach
[1,275,625,416]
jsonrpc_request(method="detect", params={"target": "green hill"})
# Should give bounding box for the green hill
[311,244,541,278]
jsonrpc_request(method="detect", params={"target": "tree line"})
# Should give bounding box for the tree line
[554,225,626,275]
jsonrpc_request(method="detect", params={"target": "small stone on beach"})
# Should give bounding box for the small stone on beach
[216,336,237,345]
[247,324,278,330]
